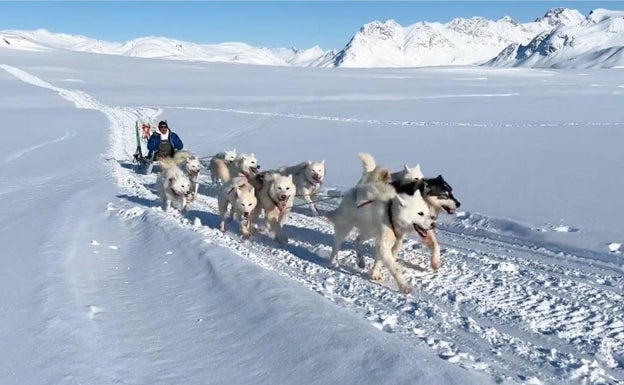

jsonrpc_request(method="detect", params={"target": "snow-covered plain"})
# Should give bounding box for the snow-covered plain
[1,44,624,385]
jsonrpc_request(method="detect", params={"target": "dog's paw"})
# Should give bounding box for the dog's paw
[398,283,413,294]
[431,257,440,270]
[370,271,383,281]
[219,222,226,233]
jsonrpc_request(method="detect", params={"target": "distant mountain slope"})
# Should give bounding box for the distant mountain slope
[488,9,624,68]
[331,8,584,67]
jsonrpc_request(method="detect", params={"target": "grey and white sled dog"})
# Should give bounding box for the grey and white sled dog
[172,150,202,200]
[326,180,435,294]
[357,153,460,270]
[208,149,237,185]
[213,153,260,184]
[217,176,258,238]
[278,160,325,215]
[248,172,296,244]
[157,158,192,212]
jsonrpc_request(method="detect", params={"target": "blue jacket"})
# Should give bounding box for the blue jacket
[147,131,184,153]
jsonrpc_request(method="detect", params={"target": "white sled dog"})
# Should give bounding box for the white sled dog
[249,172,296,244]
[278,160,325,215]
[157,158,192,212]
[208,149,237,185]
[356,153,460,270]
[326,181,435,293]
[357,152,422,186]
[217,176,258,238]
[213,153,260,184]
[172,151,202,200]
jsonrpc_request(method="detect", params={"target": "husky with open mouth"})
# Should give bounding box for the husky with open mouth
[213,153,260,184]
[356,153,461,270]
[249,172,296,244]
[326,180,435,294]
[217,176,258,238]
[278,160,325,216]
[172,150,202,200]
[157,158,192,213]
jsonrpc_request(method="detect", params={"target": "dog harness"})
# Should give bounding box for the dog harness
[387,200,398,238]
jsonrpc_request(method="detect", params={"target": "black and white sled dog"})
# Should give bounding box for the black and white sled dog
[278,160,325,215]
[208,149,237,185]
[217,176,258,238]
[248,172,296,244]
[172,151,202,200]
[326,180,435,294]
[213,153,260,184]
[157,158,192,212]
[357,153,461,270]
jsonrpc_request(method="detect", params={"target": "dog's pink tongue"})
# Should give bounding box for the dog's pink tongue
[277,200,287,211]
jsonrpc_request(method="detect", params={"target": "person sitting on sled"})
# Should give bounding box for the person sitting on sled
[147,120,184,161]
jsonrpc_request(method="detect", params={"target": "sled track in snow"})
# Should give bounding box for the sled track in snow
[163,105,624,129]
[3,64,624,385]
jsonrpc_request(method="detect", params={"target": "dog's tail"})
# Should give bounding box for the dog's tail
[172,150,192,166]
[358,153,376,174]
[214,158,231,183]
[159,157,176,170]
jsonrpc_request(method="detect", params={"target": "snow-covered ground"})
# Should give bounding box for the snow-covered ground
[1,45,624,385]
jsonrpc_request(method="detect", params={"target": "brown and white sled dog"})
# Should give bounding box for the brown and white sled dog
[278,160,325,215]
[249,172,296,244]
[217,176,258,237]
[172,151,202,199]
[208,149,237,185]
[157,158,192,212]
[326,181,435,294]
[356,153,460,270]
[213,153,260,184]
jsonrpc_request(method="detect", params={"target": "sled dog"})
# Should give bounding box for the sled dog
[357,153,461,269]
[157,158,192,212]
[249,172,296,244]
[208,149,237,185]
[326,180,435,293]
[357,153,422,185]
[278,160,325,215]
[213,153,260,184]
[172,151,202,200]
[217,176,258,237]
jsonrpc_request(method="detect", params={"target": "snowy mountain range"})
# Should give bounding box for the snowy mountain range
[488,9,624,68]
[331,7,584,67]
[2,8,623,68]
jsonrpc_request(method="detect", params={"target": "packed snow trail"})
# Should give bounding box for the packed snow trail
[0,64,494,385]
[2,63,623,385]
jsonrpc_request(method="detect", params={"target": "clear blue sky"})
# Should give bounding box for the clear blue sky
[2,1,622,49]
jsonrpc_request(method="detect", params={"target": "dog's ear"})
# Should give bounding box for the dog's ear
[307,160,312,165]
[396,195,407,207]
[250,153,255,157]
[414,164,422,176]
[321,159,325,165]
[287,174,293,182]
[404,164,410,172]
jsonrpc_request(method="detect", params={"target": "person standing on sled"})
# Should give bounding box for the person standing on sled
[145,120,184,174]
